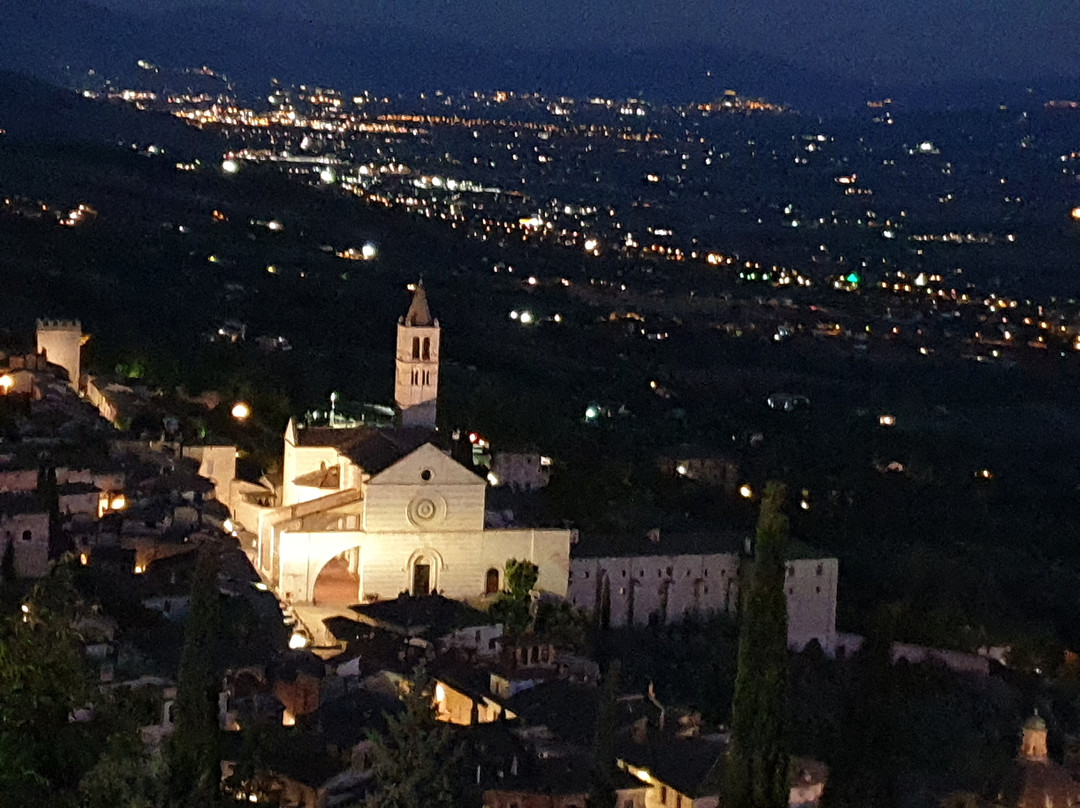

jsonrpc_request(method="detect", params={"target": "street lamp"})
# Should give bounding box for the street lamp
[0,374,13,394]
[231,402,251,421]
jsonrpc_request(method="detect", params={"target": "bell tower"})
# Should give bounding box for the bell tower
[395,283,439,429]
[1020,711,1048,761]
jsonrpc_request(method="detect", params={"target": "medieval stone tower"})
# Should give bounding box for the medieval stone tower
[36,319,85,390]
[394,284,440,429]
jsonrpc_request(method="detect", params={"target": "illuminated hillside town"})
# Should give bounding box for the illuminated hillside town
[4,3,1080,807]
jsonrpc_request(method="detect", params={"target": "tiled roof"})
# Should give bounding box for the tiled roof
[296,425,436,475]
[351,594,494,639]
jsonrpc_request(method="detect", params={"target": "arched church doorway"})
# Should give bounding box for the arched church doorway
[412,557,432,596]
[312,548,361,606]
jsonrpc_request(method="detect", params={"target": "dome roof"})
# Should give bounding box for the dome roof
[1023,712,1046,731]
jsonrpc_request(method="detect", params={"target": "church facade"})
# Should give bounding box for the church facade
[245,286,572,606]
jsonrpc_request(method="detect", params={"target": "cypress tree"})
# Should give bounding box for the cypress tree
[365,665,463,808]
[168,543,224,806]
[588,660,621,807]
[1,537,14,583]
[722,482,790,808]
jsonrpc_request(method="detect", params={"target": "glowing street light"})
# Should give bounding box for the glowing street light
[0,374,12,394]
[1072,206,1080,222]
[739,484,754,499]
[221,158,240,174]
[231,402,251,421]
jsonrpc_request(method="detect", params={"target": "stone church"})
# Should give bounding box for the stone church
[244,285,572,606]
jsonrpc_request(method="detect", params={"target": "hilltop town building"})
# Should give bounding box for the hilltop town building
[227,286,838,653]
[238,286,572,605]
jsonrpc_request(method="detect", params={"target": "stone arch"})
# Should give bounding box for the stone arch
[275,530,369,604]
[312,545,363,606]
[405,547,445,596]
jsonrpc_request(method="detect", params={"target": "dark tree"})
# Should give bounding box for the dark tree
[589,660,621,807]
[722,482,790,808]
[167,543,224,805]
[364,666,463,808]
[37,466,66,558]
[1,537,14,583]
[490,558,539,637]
[0,562,92,803]
[822,627,898,808]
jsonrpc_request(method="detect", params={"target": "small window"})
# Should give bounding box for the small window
[422,337,431,361]
[584,570,590,579]
[660,787,668,804]
[787,565,795,577]
[621,570,627,578]
[666,566,673,577]
[720,569,726,577]
[816,586,821,594]
[411,337,420,359]
[420,469,433,481]
[816,563,824,576]
[788,587,794,595]
[485,567,500,595]
[21,530,31,542]
[639,569,644,577]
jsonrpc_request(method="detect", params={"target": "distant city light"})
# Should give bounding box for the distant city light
[221,158,240,173]
[518,311,534,324]
[739,484,753,499]
[231,402,252,420]
[878,414,896,427]
[320,167,337,184]
[1072,206,1080,221]
[361,242,377,260]
[584,405,600,421]
[288,633,309,649]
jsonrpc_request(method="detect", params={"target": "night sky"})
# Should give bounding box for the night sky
[91,0,1080,85]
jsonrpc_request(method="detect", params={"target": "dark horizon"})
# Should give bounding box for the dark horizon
[88,0,1080,88]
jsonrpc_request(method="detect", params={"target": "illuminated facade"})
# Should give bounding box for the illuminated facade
[245,287,571,606]
[35,319,85,391]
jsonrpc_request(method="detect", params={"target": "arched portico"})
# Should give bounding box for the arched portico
[312,547,362,606]
[276,530,369,604]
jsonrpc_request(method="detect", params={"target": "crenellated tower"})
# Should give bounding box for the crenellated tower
[36,319,86,391]
[394,283,440,429]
